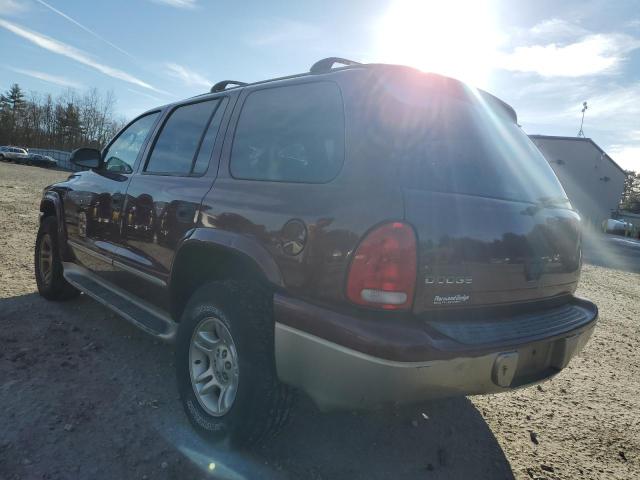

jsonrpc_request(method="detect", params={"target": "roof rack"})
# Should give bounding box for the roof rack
[204,58,360,95]
[210,80,247,93]
[310,57,361,74]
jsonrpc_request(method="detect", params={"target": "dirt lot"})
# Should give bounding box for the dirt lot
[1,162,638,480]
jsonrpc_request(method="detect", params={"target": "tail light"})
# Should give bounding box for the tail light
[346,222,417,310]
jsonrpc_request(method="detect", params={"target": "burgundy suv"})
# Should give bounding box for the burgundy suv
[34,58,597,446]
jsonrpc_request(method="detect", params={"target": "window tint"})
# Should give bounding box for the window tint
[367,76,567,203]
[192,98,228,175]
[103,112,159,174]
[230,82,344,183]
[145,100,219,175]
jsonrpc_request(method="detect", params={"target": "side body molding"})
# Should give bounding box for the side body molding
[169,227,286,289]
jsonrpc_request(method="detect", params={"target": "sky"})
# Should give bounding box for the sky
[1,0,639,171]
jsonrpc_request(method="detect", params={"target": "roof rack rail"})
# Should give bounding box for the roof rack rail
[310,57,361,74]
[210,80,247,93]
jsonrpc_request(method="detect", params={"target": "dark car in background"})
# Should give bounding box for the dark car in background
[27,153,57,168]
[33,58,598,447]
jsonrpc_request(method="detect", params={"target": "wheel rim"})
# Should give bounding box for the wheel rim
[39,234,53,286]
[189,316,240,417]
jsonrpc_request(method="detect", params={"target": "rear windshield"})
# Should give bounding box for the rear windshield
[367,74,567,204]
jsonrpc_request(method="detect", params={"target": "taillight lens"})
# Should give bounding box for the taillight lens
[346,222,417,310]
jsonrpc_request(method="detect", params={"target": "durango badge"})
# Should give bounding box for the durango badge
[433,294,471,305]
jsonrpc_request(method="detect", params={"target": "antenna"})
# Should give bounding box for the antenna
[577,101,588,137]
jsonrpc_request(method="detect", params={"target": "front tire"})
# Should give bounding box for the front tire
[35,216,80,301]
[175,280,292,447]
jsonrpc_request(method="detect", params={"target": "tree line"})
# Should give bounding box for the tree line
[620,171,640,214]
[0,83,126,152]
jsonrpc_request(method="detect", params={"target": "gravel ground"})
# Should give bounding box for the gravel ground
[1,162,638,480]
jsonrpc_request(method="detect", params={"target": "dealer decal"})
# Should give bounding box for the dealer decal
[433,294,470,305]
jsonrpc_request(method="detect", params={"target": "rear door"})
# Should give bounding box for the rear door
[110,96,231,307]
[405,192,581,313]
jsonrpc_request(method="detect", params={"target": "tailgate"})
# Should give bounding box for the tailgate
[404,189,581,314]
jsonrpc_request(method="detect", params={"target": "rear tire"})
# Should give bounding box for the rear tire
[175,280,293,447]
[35,216,80,301]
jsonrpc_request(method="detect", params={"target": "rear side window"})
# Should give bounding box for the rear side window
[145,99,223,175]
[230,82,344,183]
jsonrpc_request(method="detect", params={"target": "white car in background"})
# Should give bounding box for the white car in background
[0,146,29,163]
[603,218,631,235]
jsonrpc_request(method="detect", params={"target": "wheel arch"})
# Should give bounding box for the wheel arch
[168,228,285,321]
[39,191,72,261]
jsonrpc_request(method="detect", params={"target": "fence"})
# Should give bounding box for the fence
[27,148,81,172]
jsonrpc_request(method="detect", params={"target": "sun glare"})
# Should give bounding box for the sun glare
[376,0,502,88]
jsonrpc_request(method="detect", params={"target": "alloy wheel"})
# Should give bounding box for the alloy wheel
[39,234,53,287]
[189,316,240,417]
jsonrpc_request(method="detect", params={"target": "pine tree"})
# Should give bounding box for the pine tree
[620,171,640,213]
[0,84,26,144]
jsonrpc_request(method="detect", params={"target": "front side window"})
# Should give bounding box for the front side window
[230,82,345,183]
[103,112,160,173]
[145,99,221,175]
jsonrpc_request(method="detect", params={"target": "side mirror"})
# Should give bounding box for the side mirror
[70,147,101,169]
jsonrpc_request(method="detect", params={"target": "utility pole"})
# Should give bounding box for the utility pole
[577,101,588,137]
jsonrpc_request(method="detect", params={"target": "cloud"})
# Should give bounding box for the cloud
[0,0,28,15]
[528,18,589,41]
[608,144,640,172]
[0,18,163,93]
[581,86,640,172]
[165,63,212,88]
[246,18,321,47]
[580,83,640,120]
[515,80,640,172]
[34,0,136,60]
[498,33,640,77]
[8,67,84,89]
[125,88,163,103]
[497,18,640,172]
[149,0,197,8]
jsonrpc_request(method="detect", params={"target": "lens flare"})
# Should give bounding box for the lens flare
[375,0,503,87]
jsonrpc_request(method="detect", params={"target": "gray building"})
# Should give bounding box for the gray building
[529,135,626,229]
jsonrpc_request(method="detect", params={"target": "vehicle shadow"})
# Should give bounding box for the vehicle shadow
[158,391,515,480]
[157,380,514,480]
[258,395,514,480]
[1,292,514,480]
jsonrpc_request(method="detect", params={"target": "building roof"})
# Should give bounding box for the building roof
[529,134,627,175]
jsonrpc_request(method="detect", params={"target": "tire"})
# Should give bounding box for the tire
[175,280,293,447]
[34,216,80,301]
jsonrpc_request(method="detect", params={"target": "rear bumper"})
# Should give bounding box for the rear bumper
[274,295,597,411]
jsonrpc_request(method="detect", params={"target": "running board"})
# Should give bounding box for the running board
[62,262,177,342]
